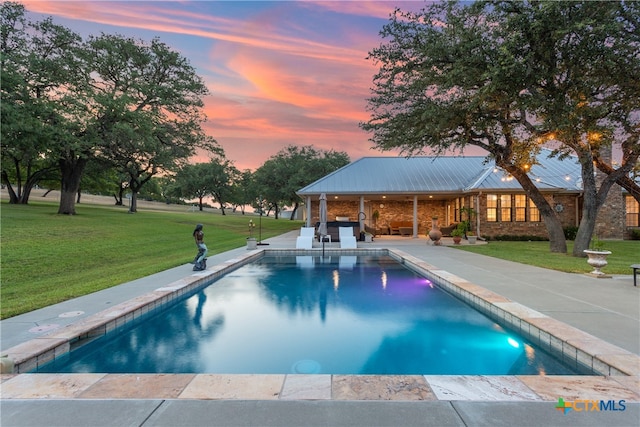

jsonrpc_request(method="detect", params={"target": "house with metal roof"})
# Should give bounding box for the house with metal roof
[297,149,631,240]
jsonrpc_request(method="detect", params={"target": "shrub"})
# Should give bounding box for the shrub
[563,226,578,240]
[493,234,548,241]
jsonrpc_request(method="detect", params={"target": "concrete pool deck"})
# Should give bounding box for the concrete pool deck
[1,232,639,426]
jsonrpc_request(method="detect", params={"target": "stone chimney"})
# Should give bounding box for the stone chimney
[594,144,625,239]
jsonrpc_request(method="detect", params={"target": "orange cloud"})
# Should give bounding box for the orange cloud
[21,1,419,171]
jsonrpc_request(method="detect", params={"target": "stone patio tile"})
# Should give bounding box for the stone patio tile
[595,353,640,376]
[79,374,195,399]
[609,375,640,399]
[280,374,331,400]
[179,374,284,400]
[426,375,543,401]
[517,375,640,402]
[332,375,436,401]
[0,373,105,398]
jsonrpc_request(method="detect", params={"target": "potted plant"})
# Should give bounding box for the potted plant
[372,209,380,227]
[460,206,476,239]
[247,220,257,250]
[467,231,477,244]
[451,224,465,244]
[583,236,611,277]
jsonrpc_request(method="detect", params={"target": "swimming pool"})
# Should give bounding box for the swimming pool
[36,254,586,375]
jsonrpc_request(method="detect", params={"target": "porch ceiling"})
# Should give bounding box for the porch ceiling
[324,193,455,202]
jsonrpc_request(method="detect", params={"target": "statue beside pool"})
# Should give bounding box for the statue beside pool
[192,223,208,271]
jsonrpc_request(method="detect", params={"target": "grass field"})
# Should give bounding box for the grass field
[2,198,638,319]
[0,200,303,319]
[454,240,639,275]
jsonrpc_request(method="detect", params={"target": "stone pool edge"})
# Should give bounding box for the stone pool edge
[1,248,638,402]
[389,249,640,378]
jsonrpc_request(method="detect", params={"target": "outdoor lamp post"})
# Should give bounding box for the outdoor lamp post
[257,196,269,246]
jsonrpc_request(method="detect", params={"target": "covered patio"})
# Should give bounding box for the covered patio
[296,153,588,240]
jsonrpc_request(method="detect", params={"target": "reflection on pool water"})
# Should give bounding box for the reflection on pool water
[37,255,586,375]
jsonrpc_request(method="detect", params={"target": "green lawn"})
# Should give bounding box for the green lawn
[454,240,639,275]
[0,200,303,319]
[2,200,638,319]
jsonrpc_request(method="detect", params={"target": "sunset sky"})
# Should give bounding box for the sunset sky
[21,0,449,171]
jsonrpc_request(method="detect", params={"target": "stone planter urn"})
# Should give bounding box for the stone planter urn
[246,237,257,250]
[583,249,612,277]
[0,356,14,374]
[467,235,477,244]
[428,217,442,245]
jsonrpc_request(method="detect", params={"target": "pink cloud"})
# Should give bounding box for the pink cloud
[21,1,445,171]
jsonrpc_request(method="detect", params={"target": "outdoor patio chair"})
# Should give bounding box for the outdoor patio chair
[338,227,357,249]
[296,227,315,249]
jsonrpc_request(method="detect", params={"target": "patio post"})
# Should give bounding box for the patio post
[413,195,418,238]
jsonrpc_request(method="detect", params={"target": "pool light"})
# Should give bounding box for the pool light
[507,337,520,348]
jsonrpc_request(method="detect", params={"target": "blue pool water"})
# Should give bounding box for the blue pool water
[37,255,584,375]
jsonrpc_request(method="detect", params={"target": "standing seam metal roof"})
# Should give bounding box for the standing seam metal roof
[297,151,582,196]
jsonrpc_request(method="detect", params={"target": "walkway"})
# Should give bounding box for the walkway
[1,232,639,427]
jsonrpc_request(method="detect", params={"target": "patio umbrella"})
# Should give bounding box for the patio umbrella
[318,193,328,237]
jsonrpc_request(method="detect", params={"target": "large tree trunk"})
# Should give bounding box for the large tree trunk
[572,151,620,256]
[127,175,152,213]
[1,172,19,204]
[2,169,19,204]
[129,192,138,213]
[113,187,124,205]
[2,166,54,204]
[58,158,88,215]
[290,202,299,220]
[502,163,568,253]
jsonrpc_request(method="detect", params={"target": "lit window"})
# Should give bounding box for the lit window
[487,194,497,222]
[626,195,639,227]
[500,195,512,222]
[529,198,540,222]
[515,195,526,222]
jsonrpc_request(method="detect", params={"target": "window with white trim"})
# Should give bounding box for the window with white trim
[500,195,512,222]
[626,195,639,227]
[487,195,498,222]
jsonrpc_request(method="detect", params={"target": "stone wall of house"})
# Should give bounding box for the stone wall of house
[593,146,626,239]
[476,194,578,239]
[310,190,627,240]
[594,186,625,239]
[313,199,449,235]
[370,199,448,235]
